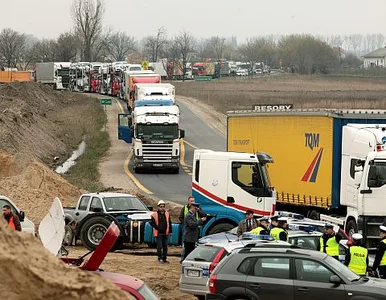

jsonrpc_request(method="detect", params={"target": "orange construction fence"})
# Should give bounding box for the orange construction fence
[0,71,33,83]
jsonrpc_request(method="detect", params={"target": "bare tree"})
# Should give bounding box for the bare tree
[176,30,195,81]
[34,39,58,62]
[0,28,26,68]
[56,32,79,61]
[108,31,136,61]
[72,0,105,61]
[143,26,167,62]
[238,38,260,73]
[164,38,181,80]
[209,36,227,60]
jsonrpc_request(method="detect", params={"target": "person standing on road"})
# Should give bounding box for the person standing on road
[2,205,21,231]
[317,223,342,260]
[268,215,279,233]
[270,217,288,241]
[179,196,206,262]
[344,233,368,276]
[150,200,172,263]
[183,202,206,260]
[251,217,270,235]
[372,225,386,279]
[237,210,258,236]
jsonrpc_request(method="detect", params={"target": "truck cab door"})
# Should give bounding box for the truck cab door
[227,161,274,216]
[118,113,132,143]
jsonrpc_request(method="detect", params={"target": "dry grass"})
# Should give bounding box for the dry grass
[173,75,386,113]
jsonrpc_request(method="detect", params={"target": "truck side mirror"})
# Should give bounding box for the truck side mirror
[18,211,25,222]
[180,129,185,139]
[354,171,362,186]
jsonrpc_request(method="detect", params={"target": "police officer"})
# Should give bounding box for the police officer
[268,215,279,233]
[344,233,368,276]
[372,225,386,279]
[270,217,288,241]
[317,223,342,260]
[250,217,270,235]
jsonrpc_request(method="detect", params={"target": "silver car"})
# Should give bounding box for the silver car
[179,238,289,299]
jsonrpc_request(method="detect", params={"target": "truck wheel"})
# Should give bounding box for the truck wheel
[208,223,235,235]
[80,217,112,251]
[346,219,358,238]
[63,225,74,246]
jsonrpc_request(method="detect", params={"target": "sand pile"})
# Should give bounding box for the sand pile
[0,218,133,300]
[0,151,82,224]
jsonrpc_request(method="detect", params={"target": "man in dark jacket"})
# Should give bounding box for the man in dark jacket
[183,202,206,260]
[179,196,206,262]
[149,200,172,263]
[372,225,386,278]
[2,205,21,231]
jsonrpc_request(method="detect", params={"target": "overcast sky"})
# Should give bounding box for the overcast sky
[1,0,386,42]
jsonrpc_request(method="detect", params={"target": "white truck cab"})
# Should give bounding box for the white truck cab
[0,195,35,235]
[134,83,175,102]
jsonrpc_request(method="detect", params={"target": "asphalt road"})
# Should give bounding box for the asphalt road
[118,99,225,205]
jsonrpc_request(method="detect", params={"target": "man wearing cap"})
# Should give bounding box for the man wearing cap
[372,225,386,278]
[251,217,270,235]
[317,224,342,260]
[183,202,207,260]
[237,210,259,236]
[149,200,173,263]
[268,215,279,233]
[344,233,368,276]
[270,217,288,241]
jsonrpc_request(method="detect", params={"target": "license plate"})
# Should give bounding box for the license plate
[153,163,163,167]
[187,270,200,277]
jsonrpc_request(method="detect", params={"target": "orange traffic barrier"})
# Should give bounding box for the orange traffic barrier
[0,71,33,83]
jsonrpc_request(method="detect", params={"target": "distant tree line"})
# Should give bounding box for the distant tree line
[0,0,380,74]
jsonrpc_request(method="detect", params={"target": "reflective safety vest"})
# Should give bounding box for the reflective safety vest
[151,211,170,237]
[348,246,368,275]
[319,236,339,257]
[380,239,386,267]
[251,227,266,235]
[8,215,16,230]
[270,227,288,241]
[184,205,199,221]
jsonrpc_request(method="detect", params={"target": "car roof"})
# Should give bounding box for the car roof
[204,239,290,252]
[84,192,136,198]
[234,245,330,260]
[288,230,322,237]
[94,271,144,290]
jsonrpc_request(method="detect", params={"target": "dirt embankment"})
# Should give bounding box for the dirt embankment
[0,218,132,300]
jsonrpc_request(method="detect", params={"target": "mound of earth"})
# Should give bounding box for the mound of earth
[0,219,132,300]
[0,151,82,224]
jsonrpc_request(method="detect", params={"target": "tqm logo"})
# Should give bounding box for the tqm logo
[302,133,323,183]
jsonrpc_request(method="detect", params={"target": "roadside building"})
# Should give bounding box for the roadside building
[363,47,386,69]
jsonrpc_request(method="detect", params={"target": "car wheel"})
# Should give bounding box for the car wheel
[208,223,235,235]
[346,219,357,238]
[80,217,112,251]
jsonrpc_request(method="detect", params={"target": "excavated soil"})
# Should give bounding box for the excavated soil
[0,219,132,300]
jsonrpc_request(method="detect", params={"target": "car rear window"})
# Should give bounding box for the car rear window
[186,245,224,262]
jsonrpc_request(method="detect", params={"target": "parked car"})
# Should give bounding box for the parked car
[206,245,386,300]
[179,237,289,299]
[0,195,35,235]
[236,69,248,76]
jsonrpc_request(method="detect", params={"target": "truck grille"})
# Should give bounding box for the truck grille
[142,144,173,163]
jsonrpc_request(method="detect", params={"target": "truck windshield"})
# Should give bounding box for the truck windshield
[103,196,148,211]
[57,69,69,76]
[136,124,178,140]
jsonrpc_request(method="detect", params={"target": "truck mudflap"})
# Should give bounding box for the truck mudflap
[143,222,182,246]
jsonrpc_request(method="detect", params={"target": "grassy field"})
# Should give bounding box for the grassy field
[58,96,110,192]
[173,74,386,113]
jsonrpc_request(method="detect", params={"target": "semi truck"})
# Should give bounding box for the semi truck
[35,62,71,90]
[118,105,184,173]
[227,109,386,250]
[191,149,276,234]
[133,83,175,104]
